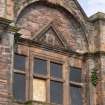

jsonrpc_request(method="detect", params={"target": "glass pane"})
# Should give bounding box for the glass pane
[34,58,47,75]
[14,54,26,71]
[33,58,47,75]
[70,85,83,105]
[50,81,63,105]
[70,67,81,82]
[13,73,26,101]
[33,79,46,102]
[50,62,62,79]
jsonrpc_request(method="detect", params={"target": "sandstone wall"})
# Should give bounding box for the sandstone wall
[0,19,15,105]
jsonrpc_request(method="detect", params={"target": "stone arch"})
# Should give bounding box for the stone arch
[15,0,88,52]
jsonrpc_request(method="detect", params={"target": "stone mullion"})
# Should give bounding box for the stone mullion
[7,32,15,105]
[81,58,88,105]
[99,54,105,105]
[93,55,103,105]
[86,56,96,105]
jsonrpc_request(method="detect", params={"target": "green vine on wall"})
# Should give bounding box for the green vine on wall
[25,101,51,105]
[14,33,21,50]
[91,69,98,87]
[26,0,33,3]
[25,101,33,105]
[14,33,21,44]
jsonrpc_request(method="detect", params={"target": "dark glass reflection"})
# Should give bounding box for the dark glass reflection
[50,62,62,79]
[70,67,81,82]
[50,81,63,105]
[70,85,83,105]
[14,54,26,71]
[13,73,26,101]
[33,58,47,75]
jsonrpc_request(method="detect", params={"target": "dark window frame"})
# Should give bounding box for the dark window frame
[33,58,48,76]
[69,66,82,82]
[13,73,26,102]
[50,62,63,79]
[13,53,27,102]
[69,66,83,105]
[13,52,85,105]
[33,57,64,105]
[14,54,26,71]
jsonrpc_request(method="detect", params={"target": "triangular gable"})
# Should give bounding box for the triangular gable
[31,22,68,49]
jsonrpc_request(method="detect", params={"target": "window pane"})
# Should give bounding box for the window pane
[70,67,81,82]
[70,85,83,105]
[50,81,63,105]
[33,79,46,102]
[50,62,62,79]
[13,73,26,101]
[14,54,26,71]
[33,58,47,75]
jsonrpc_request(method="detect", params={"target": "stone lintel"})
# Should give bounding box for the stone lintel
[17,37,83,59]
[17,39,105,59]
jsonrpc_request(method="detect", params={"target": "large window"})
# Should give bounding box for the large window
[33,58,63,105]
[13,53,84,105]
[13,54,26,102]
[69,67,83,105]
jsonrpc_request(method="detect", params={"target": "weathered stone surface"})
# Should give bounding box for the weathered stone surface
[0,0,6,17]
[6,0,14,20]
[16,3,87,52]
[1,0,105,105]
[0,18,15,105]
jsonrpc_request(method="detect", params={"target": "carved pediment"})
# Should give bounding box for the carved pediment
[31,22,68,49]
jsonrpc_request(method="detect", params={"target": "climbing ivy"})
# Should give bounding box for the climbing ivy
[25,100,51,105]
[25,101,33,105]
[26,0,33,3]
[91,69,98,86]
[14,33,21,51]
[14,33,21,44]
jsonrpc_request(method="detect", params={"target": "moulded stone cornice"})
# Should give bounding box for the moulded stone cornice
[83,51,105,58]
[0,17,19,33]
[17,37,83,59]
[0,17,12,24]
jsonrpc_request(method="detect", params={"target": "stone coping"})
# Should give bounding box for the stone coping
[89,12,105,22]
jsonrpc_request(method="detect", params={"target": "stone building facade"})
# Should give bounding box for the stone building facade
[0,0,105,105]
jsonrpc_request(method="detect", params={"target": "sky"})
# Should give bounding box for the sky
[78,0,105,17]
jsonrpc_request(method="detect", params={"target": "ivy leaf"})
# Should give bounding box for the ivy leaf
[14,33,21,45]
[91,69,98,86]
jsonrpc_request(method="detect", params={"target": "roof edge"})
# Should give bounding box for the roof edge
[89,12,105,22]
[73,0,88,20]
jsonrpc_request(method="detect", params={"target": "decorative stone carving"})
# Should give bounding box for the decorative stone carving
[16,3,87,52]
[32,22,68,49]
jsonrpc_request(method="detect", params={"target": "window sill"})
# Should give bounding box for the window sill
[25,101,60,105]
[13,100,25,104]
[13,100,61,105]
